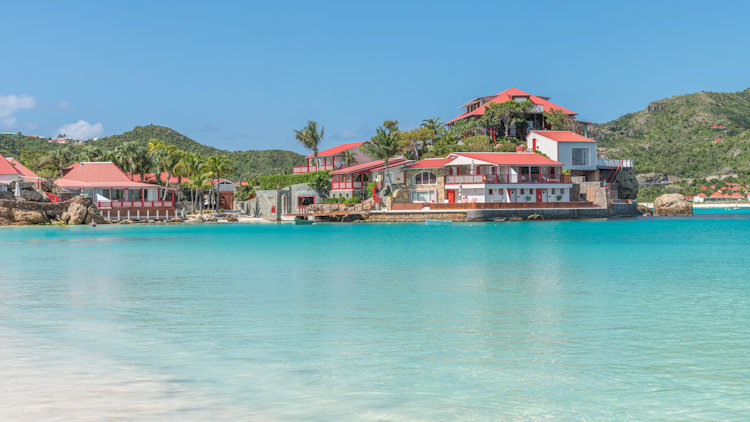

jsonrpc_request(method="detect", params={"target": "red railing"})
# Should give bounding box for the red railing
[94,199,175,209]
[445,174,571,184]
[331,181,365,190]
[45,192,64,203]
[292,163,340,174]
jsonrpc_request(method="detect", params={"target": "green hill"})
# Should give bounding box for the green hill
[0,124,304,177]
[590,88,750,178]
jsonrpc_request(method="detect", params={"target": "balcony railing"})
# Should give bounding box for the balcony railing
[597,158,633,169]
[331,181,366,190]
[445,174,571,184]
[292,163,340,174]
[95,199,175,209]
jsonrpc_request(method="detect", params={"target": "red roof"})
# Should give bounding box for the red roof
[6,158,42,179]
[700,186,708,190]
[307,142,365,158]
[729,193,745,198]
[709,192,726,198]
[530,130,597,143]
[695,193,708,198]
[450,152,563,166]
[725,182,739,186]
[713,138,723,143]
[447,87,577,124]
[405,158,457,169]
[330,157,411,174]
[0,154,22,176]
[55,162,168,189]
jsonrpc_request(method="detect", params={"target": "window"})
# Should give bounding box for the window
[410,190,435,202]
[488,189,493,195]
[413,172,437,185]
[297,196,315,206]
[551,188,556,195]
[520,189,525,195]
[572,148,588,166]
[128,189,142,201]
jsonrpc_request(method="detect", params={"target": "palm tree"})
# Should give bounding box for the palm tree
[341,150,357,168]
[361,126,402,193]
[294,120,324,171]
[180,153,204,211]
[78,144,103,162]
[47,148,73,177]
[184,173,213,215]
[204,155,235,211]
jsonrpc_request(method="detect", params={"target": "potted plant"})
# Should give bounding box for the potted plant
[556,194,563,201]
[525,195,532,202]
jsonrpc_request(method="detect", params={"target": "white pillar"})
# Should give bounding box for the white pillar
[147,210,150,220]
[156,210,160,220]
[137,210,140,220]
[117,210,120,220]
[127,210,130,220]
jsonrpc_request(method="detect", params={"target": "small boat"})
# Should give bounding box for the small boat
[294,216,315,225]
[425,219,452,226]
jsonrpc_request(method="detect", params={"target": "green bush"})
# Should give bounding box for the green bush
[259,171,330,190]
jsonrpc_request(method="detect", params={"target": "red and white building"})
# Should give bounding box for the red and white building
[403,152,572,204]
[293,142,372,174]
[55,162,177,219]
[0,155,45,190]
[329,157,412,199]
[446,87,583,138]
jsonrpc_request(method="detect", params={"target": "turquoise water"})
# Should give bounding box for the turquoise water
[1,216,750,420]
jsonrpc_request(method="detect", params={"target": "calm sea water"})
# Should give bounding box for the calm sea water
[1,213,750,421]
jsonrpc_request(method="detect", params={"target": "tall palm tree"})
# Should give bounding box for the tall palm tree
[180,152,204,211]
[361,126,402,193]
[78,144,103,162]
[294,120,324,171]
[341,150,357,168]
[204,155,235,211]
[47,148,73,177]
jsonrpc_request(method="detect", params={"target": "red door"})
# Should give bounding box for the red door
[536,189,543,202]
[447,190,456,203]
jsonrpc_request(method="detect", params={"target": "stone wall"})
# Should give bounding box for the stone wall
[369,211,468,222]
[0,197,107,225]
[237,183,322,220]
[403,167,448,203]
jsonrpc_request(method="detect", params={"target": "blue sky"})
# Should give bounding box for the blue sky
[2,1,749,153]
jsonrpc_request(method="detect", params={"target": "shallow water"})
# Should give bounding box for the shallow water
[1,216,750,420]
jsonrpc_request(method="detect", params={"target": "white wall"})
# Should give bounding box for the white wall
[527,133,598,171]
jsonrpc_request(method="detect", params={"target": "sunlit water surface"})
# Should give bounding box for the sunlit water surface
[1,214,749,420]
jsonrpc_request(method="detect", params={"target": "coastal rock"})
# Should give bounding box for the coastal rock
[653,193,693,216]
[617,168,639,200]
[637,204,653,216]
[67,202,89,224]
[203,215,217,222]
[226,215,238,222]
[19,188,46,202]
[12,209,48,224]
[526,213,544,220]
[0,191,15,200]
[8,179,33,191]
[391,189,409,204]
[170,217,184,223]
[119,219,134,224]
[637,173,669,187]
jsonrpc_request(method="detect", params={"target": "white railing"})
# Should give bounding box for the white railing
[95,200,175,209]
[597,158,633,168]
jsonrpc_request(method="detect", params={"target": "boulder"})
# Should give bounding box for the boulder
[226,215,238,222]
[637,204,653,216]
[203,215,217,222]
[20,188,45,202]
[11,209,48,224]
[86,206,106,224]
[527,213,544,220]
[390,188,409,204]
[653,194,692,216]
[8,179,33,191]
[0,191,15,200]
[170,217,184,223]
[66,202,89,224]
[119,219,134,224]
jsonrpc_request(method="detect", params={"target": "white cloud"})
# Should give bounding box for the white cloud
[0,94,35,127]
[55,120,104,140]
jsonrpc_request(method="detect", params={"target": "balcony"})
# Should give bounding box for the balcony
[95,199,176,209]
[331,181,366,190]
[445,174,571,184]
[597,158,633,169]
[292,163,340,174]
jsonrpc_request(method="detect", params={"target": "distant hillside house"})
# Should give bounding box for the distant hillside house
[55,162,176,219]
[293,142,372,174]
[446,87,585,138]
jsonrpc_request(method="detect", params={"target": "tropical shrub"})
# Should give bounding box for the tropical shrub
[258,171,330,190]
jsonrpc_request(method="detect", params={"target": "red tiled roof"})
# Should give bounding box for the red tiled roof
[447,87,577,124]
[729,193,745,198]
[0,154,22,176]
[700,186,708,190]
[307,142,365,158]
[405,157,457,169]
[451,152,563,166]
[709,192,726,198]
[6,158,42,179]
[695,193,708,198]
[55,162,166,189]
[530,130,597,143]
[330,157,411,174]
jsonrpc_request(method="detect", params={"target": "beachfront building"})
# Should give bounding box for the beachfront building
[0,155,45,191]
[55,162,177,220]
[293,142,372,174]
[446,88,584,138]
[329,158,412,199]
[525,130,600,181]
[403,152,572,204]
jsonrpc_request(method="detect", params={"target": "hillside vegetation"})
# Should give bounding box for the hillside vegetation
[591,89,750,178]
[0,125,304,177]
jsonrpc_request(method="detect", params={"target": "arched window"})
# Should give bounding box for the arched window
[413,172,437,185]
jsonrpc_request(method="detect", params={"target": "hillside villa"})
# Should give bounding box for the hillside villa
[55,162,177,220]
[293,141,372,174]
[446,87,589,138]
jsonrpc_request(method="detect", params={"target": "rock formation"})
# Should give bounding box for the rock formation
[617,168,639,200]
[0,196,108,226]
[652,193,693,216]
[637,204,653,216]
